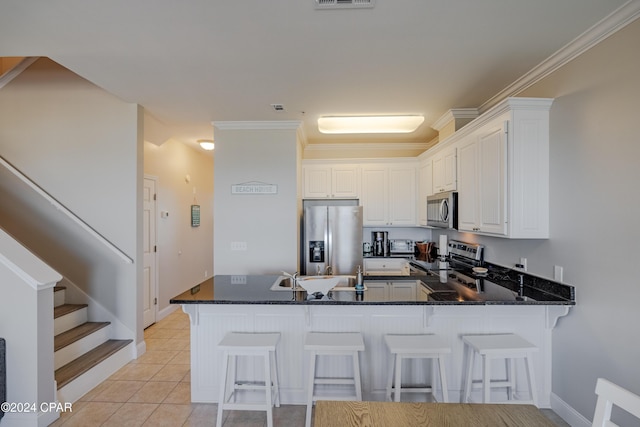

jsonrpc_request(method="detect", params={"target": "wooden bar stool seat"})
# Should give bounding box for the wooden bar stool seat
[462,333,538,406]
[304,332,365,427]
[384,334,451,403]
[216,332,281,427]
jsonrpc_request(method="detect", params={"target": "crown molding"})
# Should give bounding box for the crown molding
[479,0,640,112]
[212,120,302,130]
[431,108,479,131]
[304,142,430,152]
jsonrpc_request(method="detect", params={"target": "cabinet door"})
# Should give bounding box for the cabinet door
[432,146,456,193]
[331,166,359,198]
[478,125,507,235]
[364,281,388,301]
[443,147,457,191]
[389,281,417,301]
[418,160,433,226]
[388,166,416,226]
[303,166,331,198]
[457,138,479,232]
[360,166,388,226]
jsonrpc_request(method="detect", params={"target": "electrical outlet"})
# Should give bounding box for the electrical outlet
[554,265,564,282]
[515,257,527,272]
[204,270,208,278]
[231,241,247,251]
[231,275,247,284]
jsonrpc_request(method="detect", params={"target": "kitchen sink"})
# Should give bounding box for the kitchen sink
[269,275,366,291]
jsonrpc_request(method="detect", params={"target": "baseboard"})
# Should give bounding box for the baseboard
[157,304,179,321]
[136,339,147,359]
[551,392,590,427]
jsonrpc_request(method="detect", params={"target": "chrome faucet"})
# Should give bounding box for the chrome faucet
[316,264,322,275]
[325,265,333,275]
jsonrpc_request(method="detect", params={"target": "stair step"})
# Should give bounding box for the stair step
[53,286,66,308]
[54,322,110,352]
[55,339,132,389]
[54,303,88,319]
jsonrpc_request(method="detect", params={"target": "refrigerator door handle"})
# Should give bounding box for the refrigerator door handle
[325,207,331,275]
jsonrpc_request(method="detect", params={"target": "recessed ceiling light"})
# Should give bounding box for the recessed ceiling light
[318,115,424,134]
[197,139,215,150]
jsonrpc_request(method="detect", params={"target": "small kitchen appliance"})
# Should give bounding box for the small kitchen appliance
[389,239,415,255]
[371,231,389,257]
[427,191,458,229]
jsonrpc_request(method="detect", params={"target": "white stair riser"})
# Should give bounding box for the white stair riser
[54,289,66,308]
[56,342,134,404]
[54,308,88,335]
[55,325,111,370]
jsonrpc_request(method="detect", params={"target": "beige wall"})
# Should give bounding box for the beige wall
[0,58,142,344]
[144,139,214,313]
[213,124,299,275]
[447,18,640,425]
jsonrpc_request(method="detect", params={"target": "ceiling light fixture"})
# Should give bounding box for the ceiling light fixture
[198,139,215,150]
[317,115,424,134]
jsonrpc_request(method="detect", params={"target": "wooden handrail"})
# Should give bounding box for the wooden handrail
[0,155,133,264]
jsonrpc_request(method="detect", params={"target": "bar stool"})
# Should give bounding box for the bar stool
[216,332,281,427]
[304,332,365,427]
[384,334,451,403]
[462,333,538,406]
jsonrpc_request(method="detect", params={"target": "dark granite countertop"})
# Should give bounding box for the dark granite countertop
[170,274,575,306]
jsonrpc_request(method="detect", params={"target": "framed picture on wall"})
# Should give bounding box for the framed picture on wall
[191,205,200,227]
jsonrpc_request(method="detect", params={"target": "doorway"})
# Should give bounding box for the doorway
[143,176,158,328]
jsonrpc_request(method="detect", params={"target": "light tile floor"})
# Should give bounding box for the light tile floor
[49,309,568,426]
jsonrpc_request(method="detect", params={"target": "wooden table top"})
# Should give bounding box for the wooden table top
[314,401,557,427]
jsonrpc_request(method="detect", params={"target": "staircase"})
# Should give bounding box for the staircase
[53,286,132,402]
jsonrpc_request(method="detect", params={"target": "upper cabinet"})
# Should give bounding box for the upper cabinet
[303,164,359,198]
[361,163,417,226]
[432,145,457,193]
[417,159,433,226]
[455,98,553,238]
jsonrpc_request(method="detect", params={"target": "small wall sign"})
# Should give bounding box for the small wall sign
[191,205,200,227]
[231,181,278,195]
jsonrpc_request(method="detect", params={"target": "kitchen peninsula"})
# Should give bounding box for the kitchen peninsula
[171,271,574,407]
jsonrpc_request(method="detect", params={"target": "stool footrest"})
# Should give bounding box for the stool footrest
[314,378,356,385]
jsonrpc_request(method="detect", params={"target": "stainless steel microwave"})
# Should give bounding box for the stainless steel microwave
[427,191,458,229]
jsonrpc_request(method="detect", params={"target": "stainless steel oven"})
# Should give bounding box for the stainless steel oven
[427,191,458,229]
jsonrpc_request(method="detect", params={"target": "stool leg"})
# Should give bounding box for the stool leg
[386,352,395,401]
[394,354,402,402]
[525,353,538,406]
[305,351,317,427]
[463,347,474,403]
[353,351,363,401]
[217,350,229,427]
[229,354,237,403]
[437,355,449,403]
[506,358,515,401]
[263,350,273,427]
[271,349,281,408]
[482,354,491,403]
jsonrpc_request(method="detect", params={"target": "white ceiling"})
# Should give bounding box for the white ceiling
[0,0,632,151]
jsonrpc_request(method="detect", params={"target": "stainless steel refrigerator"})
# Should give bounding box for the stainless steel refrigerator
[302,201,363,276]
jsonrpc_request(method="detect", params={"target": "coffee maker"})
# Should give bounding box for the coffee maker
[371,231,389,257]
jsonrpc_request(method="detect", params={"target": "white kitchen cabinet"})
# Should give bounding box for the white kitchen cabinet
[363,280,417,301]
[389,281,417,301]
[361,163,416,226]
[417,283,431,301]
[363,258,410,276]
[417,159,433,226]
[303,164,359,198]
[432,146,457,193]
[455,98,553,238]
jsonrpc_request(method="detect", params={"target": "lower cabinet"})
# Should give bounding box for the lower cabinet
[365,280,418,301]
[363,258,410,276]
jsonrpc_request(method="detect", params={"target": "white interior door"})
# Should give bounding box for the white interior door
[143,177,158,328]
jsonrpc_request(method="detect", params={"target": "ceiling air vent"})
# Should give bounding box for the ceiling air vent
[315,0,375,10]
